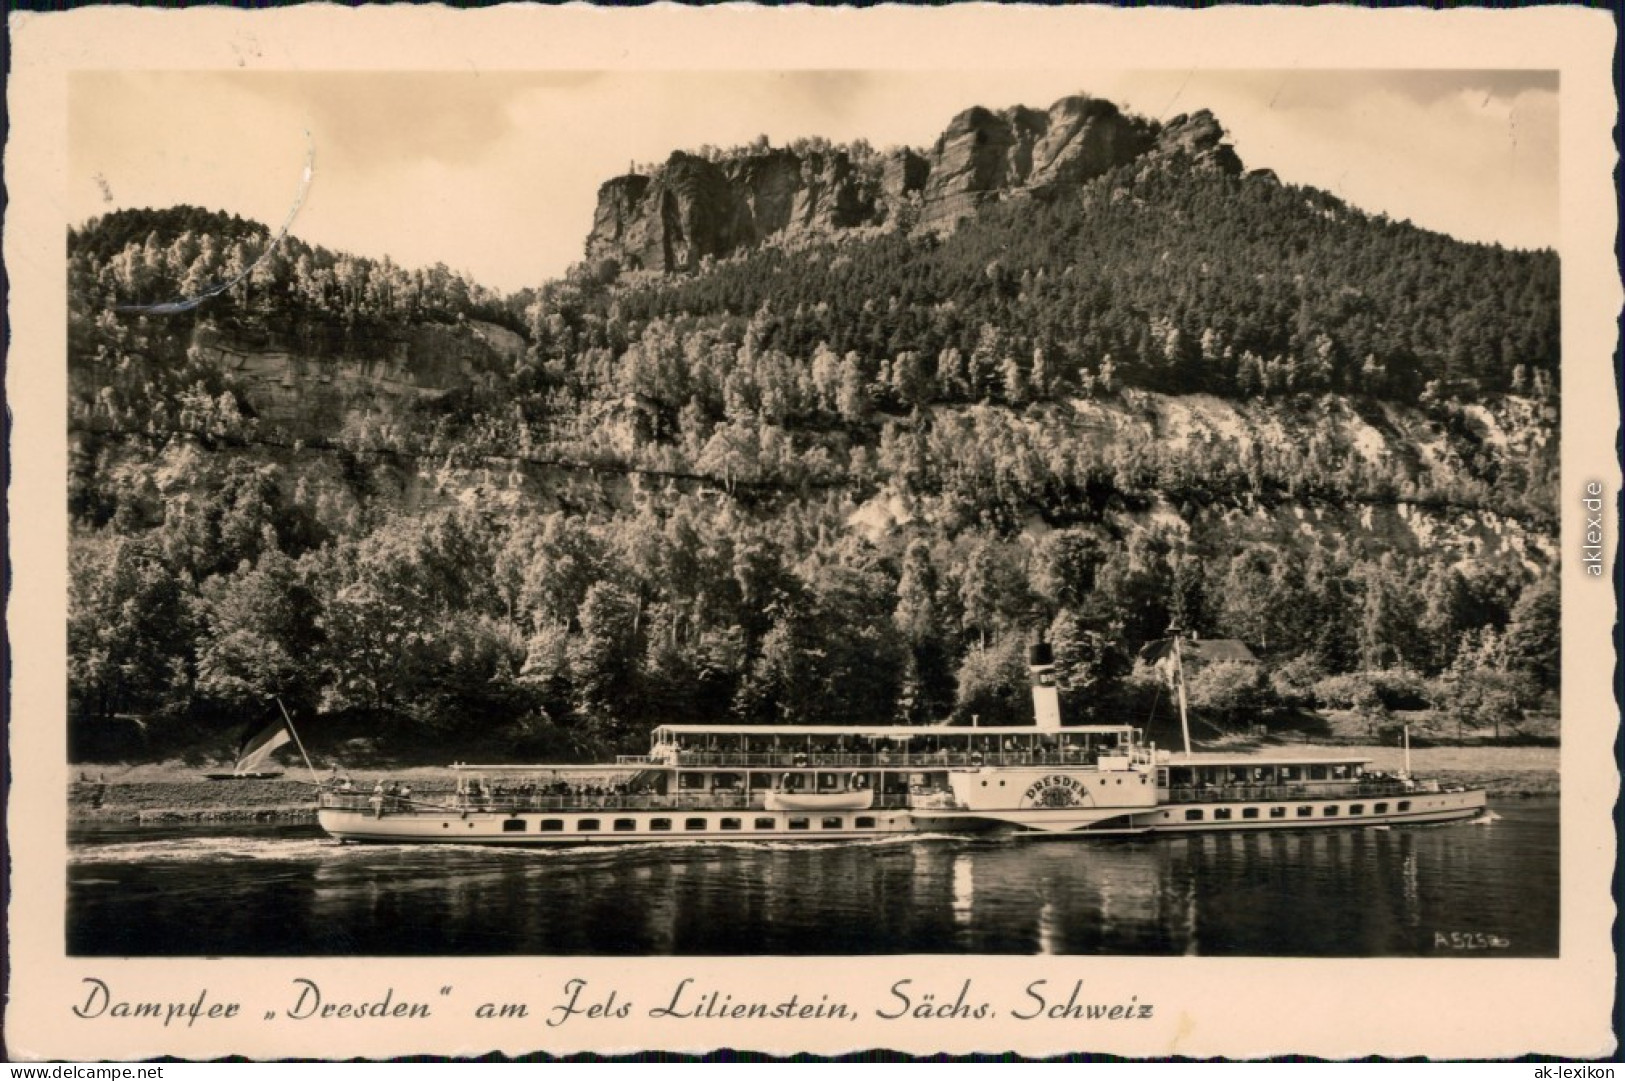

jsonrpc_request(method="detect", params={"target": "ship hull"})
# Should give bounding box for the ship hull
[318,787,1486,844]
[317,806,924,845]
[1122,787,1487,833]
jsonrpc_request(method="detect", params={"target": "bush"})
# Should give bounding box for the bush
[1312,669,1430,711]
[953,638,1032,726]
[1268,654,1325,708]
[1185,660,1274,730]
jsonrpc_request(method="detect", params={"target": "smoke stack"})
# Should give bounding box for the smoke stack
[1028,641,1062,731]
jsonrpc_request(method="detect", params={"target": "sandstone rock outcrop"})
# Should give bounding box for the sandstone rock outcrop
[179,320,515,440]
[583,93,1239,272]
[1140,110,1244,175]
[585,148,886,273]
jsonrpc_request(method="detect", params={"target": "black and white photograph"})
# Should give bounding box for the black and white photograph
[8,4,1619,1061]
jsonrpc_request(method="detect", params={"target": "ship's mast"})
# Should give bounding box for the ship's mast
[1171,630,1193,759]
[274,695,322,786]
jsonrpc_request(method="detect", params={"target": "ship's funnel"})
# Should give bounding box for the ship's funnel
[1028,642,1062,731]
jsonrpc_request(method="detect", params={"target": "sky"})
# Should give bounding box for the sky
[69,70,1558,295]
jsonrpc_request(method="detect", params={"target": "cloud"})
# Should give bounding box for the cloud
[230,72,602,174]
[1196,74,1558,251]
[1203,70,1557,114]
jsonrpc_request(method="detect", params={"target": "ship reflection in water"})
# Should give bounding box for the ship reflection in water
[68,799,1555,957]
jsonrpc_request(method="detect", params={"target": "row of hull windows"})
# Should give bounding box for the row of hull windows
[1181,801,1408,822]
[497,815,880,833]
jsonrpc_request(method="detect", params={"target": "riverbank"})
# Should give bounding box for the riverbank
[67,742,1560,824]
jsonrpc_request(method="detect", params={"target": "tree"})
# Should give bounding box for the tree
[952,637,1030,726]
[889,350,930,410]
[1168,555,1209,634]
[835,352,872,422]
[1503,576,1559,695]
[1032,529,1103,614]
[69,536,199,722]
[569,580,643,740]
[735,615,820,725]
[894,539,941,643]
[957,539,1030,648]
[1356,561,1421,671]
[810,342,842,412]
[1047,609,1129,720]
[195,548,325,716]
[1185,660,1271,733]
[894,540,955,722]
[1450,667,1536,741]
[513,514,609,631]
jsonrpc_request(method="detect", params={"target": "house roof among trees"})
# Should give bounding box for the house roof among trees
[1140,638,1260,666]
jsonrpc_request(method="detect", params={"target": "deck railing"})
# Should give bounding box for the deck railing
[319,788,943,815]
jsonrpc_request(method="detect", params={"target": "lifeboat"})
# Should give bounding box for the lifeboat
[763,788,875,812]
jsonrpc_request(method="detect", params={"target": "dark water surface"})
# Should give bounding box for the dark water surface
[69,799,1557,956]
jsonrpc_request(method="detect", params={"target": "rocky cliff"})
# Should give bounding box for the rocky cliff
[584,95,1240,271]
[85,319,524,446]
[587,148,887,273]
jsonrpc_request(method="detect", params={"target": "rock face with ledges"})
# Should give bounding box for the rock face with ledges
[586,148,888,273]
[583,93,1240,272]
[1142,110,1244,175]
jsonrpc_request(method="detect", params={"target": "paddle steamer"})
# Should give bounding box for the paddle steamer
[315,644,1485,844]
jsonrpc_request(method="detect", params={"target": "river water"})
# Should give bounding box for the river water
[68,798,1556,957]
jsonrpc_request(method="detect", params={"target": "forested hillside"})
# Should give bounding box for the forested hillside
[66,98,1561,762]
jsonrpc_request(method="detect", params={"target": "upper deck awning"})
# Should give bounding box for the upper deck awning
[1164,752,1371,767]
